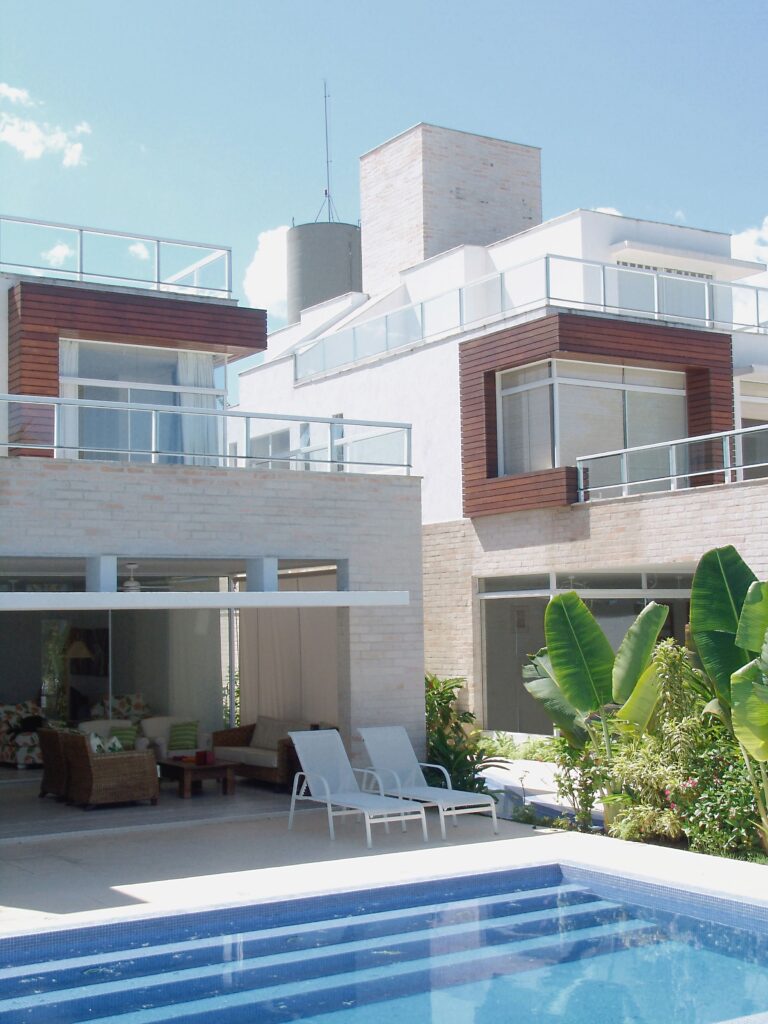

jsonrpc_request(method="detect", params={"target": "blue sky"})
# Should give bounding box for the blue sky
[2,0,767,324]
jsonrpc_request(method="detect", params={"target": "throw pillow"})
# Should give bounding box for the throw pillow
[109,725,138,750]
[88,732,105,754]
[168,721,198,751]
[105,735,123,753]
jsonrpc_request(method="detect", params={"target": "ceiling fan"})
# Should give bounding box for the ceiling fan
[121,563,141,593]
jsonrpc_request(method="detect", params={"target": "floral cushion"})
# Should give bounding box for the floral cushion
[0,701,43,768]
[90,694,151,723]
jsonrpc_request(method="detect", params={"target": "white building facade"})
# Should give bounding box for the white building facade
[237,124,768,734]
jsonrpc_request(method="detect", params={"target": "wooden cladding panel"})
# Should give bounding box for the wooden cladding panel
[7,280,266,404]
[460,312,735,518]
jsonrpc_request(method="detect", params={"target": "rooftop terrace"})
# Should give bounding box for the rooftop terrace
[0,214,232,298]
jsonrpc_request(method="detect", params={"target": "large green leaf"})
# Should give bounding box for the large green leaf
[735,581,768,656]
[612,602,669,704]
[544,592,614,713]
[732,659,768,762]
[616,662,661,733]
[522,651,588,748]
[690,546,756,708]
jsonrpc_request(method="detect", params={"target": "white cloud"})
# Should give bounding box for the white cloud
[243,225,289,324]
[593,206,623,216]
[0,83,34,105]
[732,215,768,286]
[41,242,75,268]
[0,89,91,166]
[732,215,768,264]
[673,209,686,223]
[128,241,151,261]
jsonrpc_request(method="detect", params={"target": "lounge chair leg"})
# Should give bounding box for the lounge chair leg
[420,810,428,843]
[438,808,447,841]
[365,816,372,848]
[491,801,499,834]
[327,802,336,841]
[288,776,300,830]
[400,813,407,833]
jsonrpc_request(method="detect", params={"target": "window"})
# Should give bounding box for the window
[497,359,687,478]
[739,380,768,480]
[58,340,225,464]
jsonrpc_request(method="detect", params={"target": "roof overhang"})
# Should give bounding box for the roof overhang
[609,241,765,282]
[0,591,409,612]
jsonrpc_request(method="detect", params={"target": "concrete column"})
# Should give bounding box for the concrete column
[246,557,279,592]
[86,555,117,592]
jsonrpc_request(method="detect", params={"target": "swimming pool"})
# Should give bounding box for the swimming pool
[1,863,768,1023]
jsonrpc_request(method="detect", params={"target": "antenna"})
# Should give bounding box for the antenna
[314,80,339,223]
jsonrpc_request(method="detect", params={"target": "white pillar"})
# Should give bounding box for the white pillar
[246,557,279,592]
[86,555,117,592]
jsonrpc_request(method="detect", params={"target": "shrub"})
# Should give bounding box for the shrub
[424,674,498,794]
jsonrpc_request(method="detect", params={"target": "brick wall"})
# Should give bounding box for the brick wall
[424,479,768,717]
[0,458,425,757]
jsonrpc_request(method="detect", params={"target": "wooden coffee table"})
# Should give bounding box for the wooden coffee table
[158,759,236,799]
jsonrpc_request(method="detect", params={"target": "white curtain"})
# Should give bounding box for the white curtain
[58,340,79,457]
[176,351,219,465]
[238,574,339,725]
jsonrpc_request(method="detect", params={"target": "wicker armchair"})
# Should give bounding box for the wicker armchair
[37,728,69,800]
[61,732,159,809]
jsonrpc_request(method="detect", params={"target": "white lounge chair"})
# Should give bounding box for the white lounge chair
[288,729,428,848]
[359,726,499,840]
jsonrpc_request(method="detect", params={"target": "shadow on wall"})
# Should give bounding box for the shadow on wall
[471,503,591,554]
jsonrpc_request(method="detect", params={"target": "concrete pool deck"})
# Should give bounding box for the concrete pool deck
[2,796,768,941]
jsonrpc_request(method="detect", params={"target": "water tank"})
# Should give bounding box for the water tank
[286,222,362,324]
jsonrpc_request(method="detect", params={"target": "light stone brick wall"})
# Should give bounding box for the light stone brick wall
[423,479,768,718]
[0,457,425,758]
[360,124,541,296]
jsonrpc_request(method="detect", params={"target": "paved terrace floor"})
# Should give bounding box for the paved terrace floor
[2,770,767,943]
[0,772,541,935]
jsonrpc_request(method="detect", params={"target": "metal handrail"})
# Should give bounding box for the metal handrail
[294,252,768,381]
[0,393,412,474]
[576,423,768,501]
[0,214,232,297]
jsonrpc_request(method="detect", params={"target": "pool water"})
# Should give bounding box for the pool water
[1,865,768,1023]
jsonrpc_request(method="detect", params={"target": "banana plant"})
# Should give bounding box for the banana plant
[523,592,669,760]
[689,545,768,847]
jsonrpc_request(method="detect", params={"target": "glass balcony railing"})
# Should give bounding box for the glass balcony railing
[576,423,768,501]
[0,215,232,297]
[294,254,768,381]
[0,394,412,475]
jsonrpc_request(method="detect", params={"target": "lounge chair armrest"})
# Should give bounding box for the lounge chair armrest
[300,769,332,800]
[360,765,402,795]
[419,762,452,789]
[353,767,387,796]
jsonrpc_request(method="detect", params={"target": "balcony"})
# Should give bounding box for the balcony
[295,254,768,381]
[0,394,412,475]
[0,215,232,298]
[576,423,768,501]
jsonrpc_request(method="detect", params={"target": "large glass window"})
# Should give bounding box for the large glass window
[497,359,687,478]
[59,340,225,464]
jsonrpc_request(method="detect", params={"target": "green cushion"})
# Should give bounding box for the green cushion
[168,721,198,751]
[109,726,138,750]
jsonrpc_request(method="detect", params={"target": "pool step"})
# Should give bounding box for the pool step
[0,883,594,991]
[0,885,664,1023]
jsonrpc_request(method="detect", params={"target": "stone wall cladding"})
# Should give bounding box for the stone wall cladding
[0,458,425,756]
[360,124,541,296]
[423,480,768,715]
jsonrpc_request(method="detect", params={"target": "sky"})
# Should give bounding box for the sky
[2,0,768,328]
